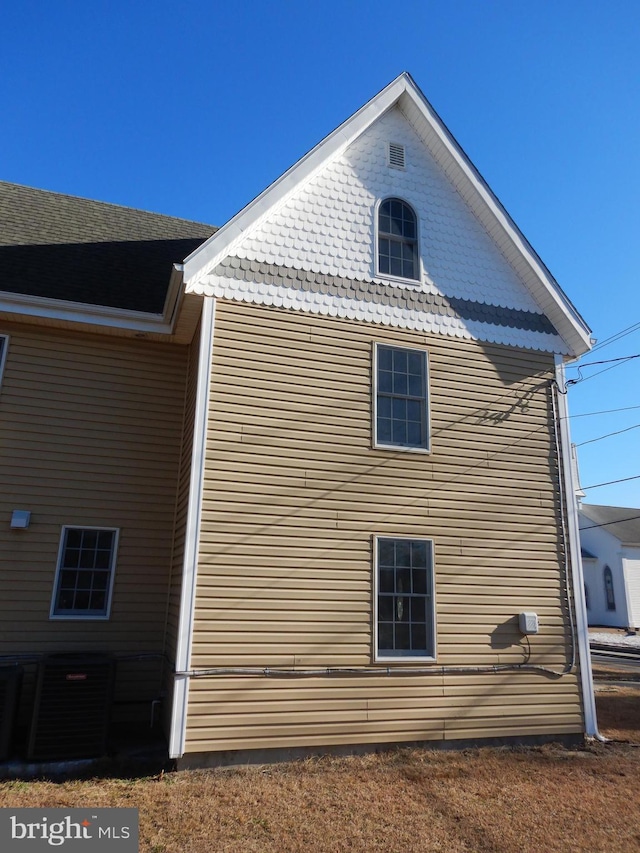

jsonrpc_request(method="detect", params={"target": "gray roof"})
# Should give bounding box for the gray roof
[0,182,215,313]
[579,503,640,545]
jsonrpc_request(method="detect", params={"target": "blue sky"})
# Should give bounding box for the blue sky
[2,1,639,507]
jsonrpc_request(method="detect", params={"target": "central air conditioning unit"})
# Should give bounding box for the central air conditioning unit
[0,664,23,761]
[27,653,115,762]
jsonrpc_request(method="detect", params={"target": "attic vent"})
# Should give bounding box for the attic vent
[388,142,405,169]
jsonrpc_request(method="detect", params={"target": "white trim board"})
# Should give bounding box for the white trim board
[169,296,216,759]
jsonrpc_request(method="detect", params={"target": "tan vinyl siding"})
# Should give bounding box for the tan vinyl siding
[0,321,188,720]
[184,300,582,753]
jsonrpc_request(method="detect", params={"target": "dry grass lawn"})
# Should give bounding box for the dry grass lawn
[1,686,638,853]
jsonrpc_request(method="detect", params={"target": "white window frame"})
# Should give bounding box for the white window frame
[375,197,421,285]
[372,342,431,453]
[50,526,119,621]
[373,535,436,663]
[0,335,8,390]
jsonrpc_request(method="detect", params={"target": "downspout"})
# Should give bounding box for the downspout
[169,296,216,759]
[554,355,605,741]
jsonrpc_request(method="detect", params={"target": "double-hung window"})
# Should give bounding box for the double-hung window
[374,536,435,661]
[374,343,429,451]
[377,198,419,281]
[50,527,119,619]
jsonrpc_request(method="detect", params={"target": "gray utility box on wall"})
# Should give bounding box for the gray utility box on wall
[27,653,115,762]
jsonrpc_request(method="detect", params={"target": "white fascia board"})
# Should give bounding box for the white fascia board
[163,264,186,326]
[169,296,216,759]
[397,80,592,357]
[0,289,174,335]
[183,75,410,287]
[554,356,600,738]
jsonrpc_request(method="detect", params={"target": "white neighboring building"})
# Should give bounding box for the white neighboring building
[579,504,640,630]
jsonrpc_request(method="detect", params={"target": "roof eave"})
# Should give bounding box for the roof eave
[0,289,173,335]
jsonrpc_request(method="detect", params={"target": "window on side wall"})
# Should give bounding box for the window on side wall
[0,335,8,389]
[604,566,616,611]
[374,536,435,662]
[374,343,430,451]
[50,527,119,620]
[377,198,419,281]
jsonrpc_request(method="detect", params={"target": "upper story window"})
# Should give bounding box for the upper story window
[0,335,8,389]
[377,198,419,281]
[604,565,616,611]
[50,527,119,620]
[374,343,430,452]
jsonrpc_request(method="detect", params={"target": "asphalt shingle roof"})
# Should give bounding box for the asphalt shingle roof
[579,503,640,545]
[0,182,215,313]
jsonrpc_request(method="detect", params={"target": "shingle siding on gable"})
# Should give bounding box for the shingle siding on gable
[182,300,582,757]
[219,108,544,314]
[191,108,568,353]
[211,258,557,334]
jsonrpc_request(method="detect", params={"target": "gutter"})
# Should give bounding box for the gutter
[554,356,606,741]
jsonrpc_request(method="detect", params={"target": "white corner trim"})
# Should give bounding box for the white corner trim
[554,356,600,738]
[169,296,216,759]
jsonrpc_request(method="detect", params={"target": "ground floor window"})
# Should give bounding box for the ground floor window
[50,527,119,619]
[374,536,435,661]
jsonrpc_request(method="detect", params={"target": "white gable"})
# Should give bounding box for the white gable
[230,107,541,314]
[184,74,591,357]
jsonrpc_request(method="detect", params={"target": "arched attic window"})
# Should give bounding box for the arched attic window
[604,566,616,611]
[378,198,419,281]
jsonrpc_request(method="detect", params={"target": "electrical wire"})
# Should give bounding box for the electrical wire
[568,355,640,369]
[565,354,640,387]
[568,404,640,420]
[589,321,640,355]
[576,422,640,447]
[176,663,568,680]
[579,514,640,531]
[581,474,640,490]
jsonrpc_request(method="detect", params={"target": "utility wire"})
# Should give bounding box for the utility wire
[568,355,640,369]
[589,321,640,355]
[581,474,640,490]
[576,422,640,447]
[566,354,640,387]
[580,514,640,531]
[568,404,640,420]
